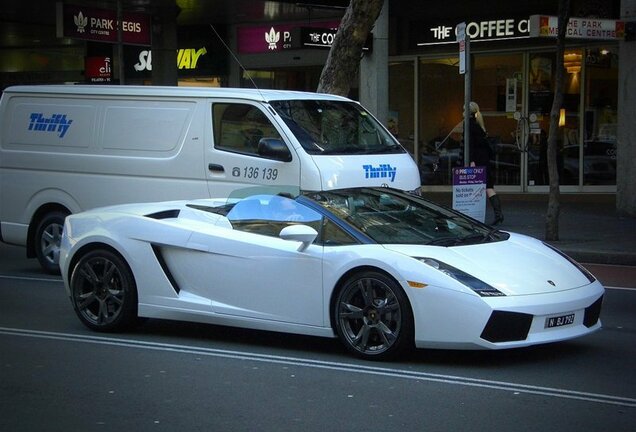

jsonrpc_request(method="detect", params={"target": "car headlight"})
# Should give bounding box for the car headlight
[418,258,505,297]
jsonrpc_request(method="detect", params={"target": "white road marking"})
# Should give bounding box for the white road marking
[1,326,635,408]
[0,274,62,283]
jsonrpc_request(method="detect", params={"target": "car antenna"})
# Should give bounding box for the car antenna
[209,24,265,101]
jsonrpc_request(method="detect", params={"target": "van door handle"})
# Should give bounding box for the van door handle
[208,163,224,173]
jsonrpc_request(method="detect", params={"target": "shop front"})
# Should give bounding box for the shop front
[389,2,621,192]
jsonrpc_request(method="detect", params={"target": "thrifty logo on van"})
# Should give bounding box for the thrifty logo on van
[28,113,73,138]
[363,164,397,182]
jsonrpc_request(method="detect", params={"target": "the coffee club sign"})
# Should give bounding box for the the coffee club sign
[237,21,341,54]
[418,17,531,45]
[56,2,151,45]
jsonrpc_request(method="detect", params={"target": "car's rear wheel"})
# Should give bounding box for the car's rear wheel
[34,211,68,274]
[334,271,413,360]
[70,249,138,332]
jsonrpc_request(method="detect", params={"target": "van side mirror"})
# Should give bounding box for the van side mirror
[258,138,292,162]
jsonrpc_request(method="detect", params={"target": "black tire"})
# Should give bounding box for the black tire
[70,249,138,332]
[334,270,414,360]
[34,211,68,274]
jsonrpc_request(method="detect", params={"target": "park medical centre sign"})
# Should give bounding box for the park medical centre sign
[529,15,625,40]
[56,3,151,45]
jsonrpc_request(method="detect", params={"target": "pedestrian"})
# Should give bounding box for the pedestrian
[468,101,504,225]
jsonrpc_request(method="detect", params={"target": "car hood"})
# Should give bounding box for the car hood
[383,232,593,296]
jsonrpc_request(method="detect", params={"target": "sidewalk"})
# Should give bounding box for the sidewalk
[425,192,636,266]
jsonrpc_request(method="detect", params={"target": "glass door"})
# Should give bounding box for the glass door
[472,53,524,190]
[525,50,583,191]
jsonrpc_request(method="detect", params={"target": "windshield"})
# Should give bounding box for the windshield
[269,100,404,156]
[305,188,508,246]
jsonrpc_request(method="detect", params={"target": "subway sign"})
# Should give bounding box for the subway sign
[133,48,209,72]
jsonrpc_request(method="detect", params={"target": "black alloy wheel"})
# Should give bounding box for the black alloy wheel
[70,249,138,332]
[334,271,413,360]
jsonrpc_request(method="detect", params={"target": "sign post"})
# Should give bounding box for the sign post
[457,22,471,167]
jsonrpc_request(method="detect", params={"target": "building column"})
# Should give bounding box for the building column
[617,0,636,215]
[359,0,389,125]
[151,0,179,86]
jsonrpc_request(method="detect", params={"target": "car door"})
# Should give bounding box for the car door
[185,195,324,327]
[205,100,303,198]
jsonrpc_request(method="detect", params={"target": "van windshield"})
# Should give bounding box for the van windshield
[269,100,405,156]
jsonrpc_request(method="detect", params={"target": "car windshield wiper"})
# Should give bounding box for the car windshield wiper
[319,144,403,155]
[427,230,499,247]
[484,227,501,240]
[319,146,366,155]
[456,233,491,245]
[426,236,461,246]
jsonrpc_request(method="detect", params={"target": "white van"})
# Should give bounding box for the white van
[0,85,420,272]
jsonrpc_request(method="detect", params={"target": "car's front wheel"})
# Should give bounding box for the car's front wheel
[70,249,138,332]
[334,271,413,360]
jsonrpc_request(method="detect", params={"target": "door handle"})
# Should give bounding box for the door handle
[208,163,224,173]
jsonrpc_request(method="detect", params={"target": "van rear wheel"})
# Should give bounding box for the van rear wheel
[34,211,68,274]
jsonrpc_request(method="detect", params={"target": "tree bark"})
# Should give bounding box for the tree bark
[545,0,571,241]
[316,0,384,96]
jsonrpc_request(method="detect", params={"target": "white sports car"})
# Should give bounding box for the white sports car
[59,187,604,360]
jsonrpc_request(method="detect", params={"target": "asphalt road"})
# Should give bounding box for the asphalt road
[1,243,635,431]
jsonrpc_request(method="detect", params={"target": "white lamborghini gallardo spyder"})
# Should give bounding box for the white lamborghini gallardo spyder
[60,187,604,360]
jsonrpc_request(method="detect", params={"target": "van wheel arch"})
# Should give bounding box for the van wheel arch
[28,205,71,274]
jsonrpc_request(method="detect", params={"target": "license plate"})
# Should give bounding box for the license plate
[545,313,575,329]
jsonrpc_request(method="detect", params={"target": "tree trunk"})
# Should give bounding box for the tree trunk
[545,0,571,241]
[316,0,384,96]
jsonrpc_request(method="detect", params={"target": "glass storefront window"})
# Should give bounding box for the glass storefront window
[417,54,523,187]
[526,50,582,187]
[388,61,414,156]
[400,46,617,191]
[418,57,464,186]
[583,47,618,186]
[473,53,524,187]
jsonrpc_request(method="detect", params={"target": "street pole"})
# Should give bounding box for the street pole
[463,34,471,166]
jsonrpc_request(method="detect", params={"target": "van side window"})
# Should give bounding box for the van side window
[213,103,282,155]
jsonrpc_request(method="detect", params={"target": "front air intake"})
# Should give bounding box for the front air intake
[480,311,533,343]
[583,296,603,328]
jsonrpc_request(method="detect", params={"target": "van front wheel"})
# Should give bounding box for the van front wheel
[34,211,68,274]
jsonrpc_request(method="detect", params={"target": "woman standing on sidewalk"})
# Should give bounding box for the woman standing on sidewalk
[468,101,504,225]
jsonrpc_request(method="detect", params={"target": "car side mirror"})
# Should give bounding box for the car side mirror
[279,225,317,252]
[258,138,292,162]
